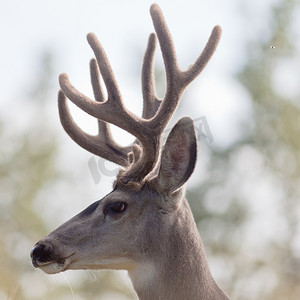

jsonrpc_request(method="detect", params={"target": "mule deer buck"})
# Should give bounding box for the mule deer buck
[30,4,229,300]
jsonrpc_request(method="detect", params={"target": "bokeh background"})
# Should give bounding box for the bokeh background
[1,0,300,299]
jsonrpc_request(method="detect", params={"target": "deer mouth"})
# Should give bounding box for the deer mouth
[37,261,66,274]
[33,254,75,274]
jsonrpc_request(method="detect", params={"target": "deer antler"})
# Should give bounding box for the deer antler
[58,59,131,167]
[58,4,221,184]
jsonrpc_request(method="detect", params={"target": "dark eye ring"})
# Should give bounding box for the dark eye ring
[104,202,127,215]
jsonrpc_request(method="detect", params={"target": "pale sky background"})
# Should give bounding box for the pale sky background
[1,0,285,152]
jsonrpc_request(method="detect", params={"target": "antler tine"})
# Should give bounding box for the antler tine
[148,4,221,131]
[90,58,109,138]
[142,33,162,119]
[146,4,190,133]
[58,91,128,166]
[149,5,178,81]
[90,58,105,102]
[89,58,132,162]
[182,25,222,85]
[87,33,124,106]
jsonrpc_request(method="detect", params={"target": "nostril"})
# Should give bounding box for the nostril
[30,244,47,267]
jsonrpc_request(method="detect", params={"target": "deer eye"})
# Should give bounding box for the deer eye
[104,202,127,215]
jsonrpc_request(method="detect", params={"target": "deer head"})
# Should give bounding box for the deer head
[30,4,228,300]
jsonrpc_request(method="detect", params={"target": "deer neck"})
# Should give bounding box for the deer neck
[128,198,229,300]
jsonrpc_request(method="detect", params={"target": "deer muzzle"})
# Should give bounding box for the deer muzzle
[30,241,75,274]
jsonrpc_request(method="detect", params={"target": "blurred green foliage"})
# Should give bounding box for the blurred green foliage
[0,53,59,299]
[189,0,300,299]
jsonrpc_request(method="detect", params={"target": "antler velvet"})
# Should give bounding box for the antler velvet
[58,4,222,184]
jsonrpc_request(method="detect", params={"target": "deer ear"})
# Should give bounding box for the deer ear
[156,117,197,195]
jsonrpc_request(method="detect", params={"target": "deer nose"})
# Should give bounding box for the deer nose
[30,243,51,268]
[30,244,44,267]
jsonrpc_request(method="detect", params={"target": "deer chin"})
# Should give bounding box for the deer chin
[67,257,136,272]
[35,254,76,275]
[38,261,67,274]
